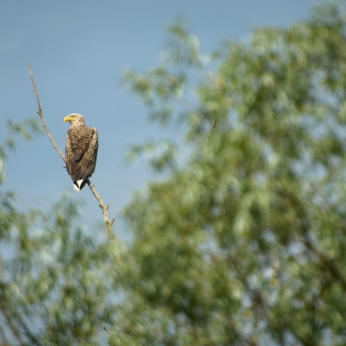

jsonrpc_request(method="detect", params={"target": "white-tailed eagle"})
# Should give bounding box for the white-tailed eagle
[64,113,98,191]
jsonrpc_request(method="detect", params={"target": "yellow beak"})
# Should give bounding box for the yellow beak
[64,115,73,122]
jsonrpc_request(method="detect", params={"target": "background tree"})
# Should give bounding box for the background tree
[109,3,346,345]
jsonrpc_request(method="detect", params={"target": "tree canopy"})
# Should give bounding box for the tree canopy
[2,2,346,345]
[113,3,346,345]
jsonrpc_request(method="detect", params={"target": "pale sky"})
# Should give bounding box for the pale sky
[0,0,321,238]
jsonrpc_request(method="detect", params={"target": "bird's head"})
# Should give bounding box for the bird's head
[64,113,85,126]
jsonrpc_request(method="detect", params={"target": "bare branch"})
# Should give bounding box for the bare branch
[28,63,66,163]
[87,180,116,243]
[28,63,116,241]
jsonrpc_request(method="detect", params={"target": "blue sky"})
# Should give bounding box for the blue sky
[0,0,321,238]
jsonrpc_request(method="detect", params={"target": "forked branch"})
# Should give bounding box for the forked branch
[28,63,115,241]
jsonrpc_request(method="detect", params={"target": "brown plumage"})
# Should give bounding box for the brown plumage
[64,114,98,191]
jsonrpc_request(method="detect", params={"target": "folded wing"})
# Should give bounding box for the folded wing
[65,126,98,191]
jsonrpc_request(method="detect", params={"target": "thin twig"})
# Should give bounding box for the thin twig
[0,322,9,345]
[209,70,218,97]
[46,309,53,345]
[28,63,66,163]
[28,63,116,241]
[209,71,218,134]
[1,306,41,346]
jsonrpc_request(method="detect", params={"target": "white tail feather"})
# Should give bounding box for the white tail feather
[73,179,83,192]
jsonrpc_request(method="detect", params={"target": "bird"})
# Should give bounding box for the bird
[64,113,98,191]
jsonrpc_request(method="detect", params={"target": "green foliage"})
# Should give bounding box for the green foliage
[0,119,117,345]
[0,118,41,183]
[127,139,178,172]
[113,3,346,345]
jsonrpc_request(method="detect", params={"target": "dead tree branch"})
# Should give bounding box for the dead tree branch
[28,63,115,241]
[87,180,115,242]
[28,64,66,163]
